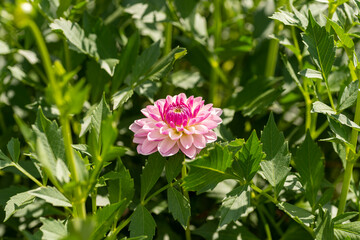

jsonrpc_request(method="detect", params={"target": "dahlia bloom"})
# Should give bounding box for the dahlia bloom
[129,93,222,159]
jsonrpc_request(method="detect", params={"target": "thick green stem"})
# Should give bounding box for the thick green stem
[182,163,191,240]
[60,116,86,219]
[250,184,278,204]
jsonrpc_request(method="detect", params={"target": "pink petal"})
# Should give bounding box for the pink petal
[169,130,183,140]
[187,96,194,108]
[141,139,158,154]
[161,144,179,157]
[180,134,193,149]
[158,137,177,154]
[129,123,141,132]
[137,144,157,155]
[194,125,209,134]
[179,144,197,159]
[134,136,146,144]
[148,131,166,141]
[192,134,206,149]
[176,126,184,132]
[134,128,150,137]
[212,108,222,116]
[204,131,217,143]
[184,126,195,135]
[176,93,187,104]
[201,119,218,130]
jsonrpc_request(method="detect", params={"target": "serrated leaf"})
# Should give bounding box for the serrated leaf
[130,41,161,85]
[327,117,353,151]
[167,187,190,228]
[7,138,20,163]
[333,212,358,225]
[112,87,134,110]
[183,144,235,192]
[140,153,165,201]
[108,159,134,204]
[260,143,291,188]
[302,12,335,79]
[4,191,35,221]
[334,221,360,240]
[277,202,315,226]
[281,54,303,90]
[338,80,358,112]
[165,153,184,183]
[261,112,285,159]
[234,130,265,182]
[294,132,324,208]
[0,149,12,169]
[270,10,305,29]
[28,187,71,207]
[328,18,354,49]
[91,200,127,239]
[315,209,334,240]
[219,185,250,227]
[112,32,140,93]
[312,101,360,130]
[129,205,156,239]
[144,47,187,82]
[40,218,68,240]
[299,69,323,79]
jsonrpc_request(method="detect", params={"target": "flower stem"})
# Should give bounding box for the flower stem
[338,84,360,215]
[182,162,191,240]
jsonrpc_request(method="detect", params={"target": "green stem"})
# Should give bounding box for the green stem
[313,121,329,139]
[91,189,97,214]
[182,163,191,240]
[259,204,284,236]
[291,26,303,69]
[63,39,71,71]
[338,84,360,215]
[251,184,278,204]
[12,163,44,187]
[323,73,336,110]
[60,116,86,219]
[258,206,272,240]
[164,22,172,56]
[210,0,222,106]
[142,180,180,206]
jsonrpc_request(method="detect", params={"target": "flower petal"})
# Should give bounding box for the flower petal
[148,130,167,141]
[180,134,193,149]
[169,129,183,140]
[192,134,206,149]
[160,142,179,157]
[204,131,217,143]
[194,125,209,134]
[134,128,150,137]
[129,123,141,132]
[179,144,197,159]
[141,139,158,154]
[134,136,146,144]
[158,137,177,154]
[184,126,195,135]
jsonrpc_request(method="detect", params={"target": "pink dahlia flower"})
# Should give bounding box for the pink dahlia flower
[129,93,222,159]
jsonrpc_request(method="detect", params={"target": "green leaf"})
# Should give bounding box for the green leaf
[312,101,360,130]
[294,132,324,208]
[183,144,235,192]
[260,143,291,189]
[112,87,134,110]
[167,187,190,228]
[28,187,71,207]
[170,70,203,90]
[7,138,20,163]
[315,209,334,240]
[281,54,303,90]
[165,153,184,183]
[0,39,11,54]
[0,149,12,169]
[129,205,156,239]
[219,185,251,227]
[333,212,359,225]
[108,159,134,204]
[40,217,68,240]
[112,32,140,93]
[4,191,35,221]
[270,9,307,30]
[63,79,90,115]
[234,130,264,182]
[338,80,358,112]
[140,153,165,201]
[327,117,353,151]
[144,47,187,82]
[218,222,260,240]
[130,41,161,85]
[334,221,360,239]
[277,202,315,226]
[80,95,111,138]
[299,69,323,79]
[91,200,127,240]
[261,113,285,159]
[328,18,354,49]
[302,12,335,79]
[33,108,69,183]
